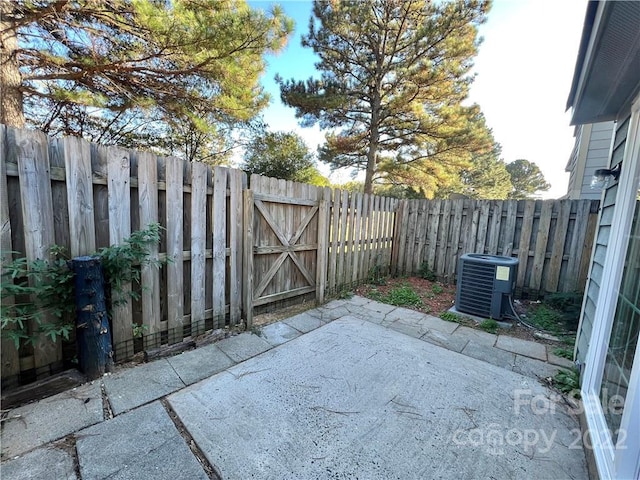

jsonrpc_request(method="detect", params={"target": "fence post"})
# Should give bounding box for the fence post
[72,256,113,379]
[243,189,254,328]
[390,200,406,276]
[316,195,330,304]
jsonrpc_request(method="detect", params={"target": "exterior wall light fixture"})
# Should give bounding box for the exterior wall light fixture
[591,163,622,189]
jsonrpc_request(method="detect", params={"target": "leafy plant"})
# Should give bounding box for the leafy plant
[418,262,437,281]
[98,223,164,306]
[1,246,75,348]
[1,224,163,350]
[431,283,444,295]
[132,323,148,339]
[367,264,386,286]
[479,319,499,334]
[337,288,353,300]
[527,305,565,335]
[553,368,581,398]
[544,292,582,331]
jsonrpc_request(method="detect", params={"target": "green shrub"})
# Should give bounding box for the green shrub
[1,224,163,350]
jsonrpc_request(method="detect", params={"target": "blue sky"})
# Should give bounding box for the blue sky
[251,0,588,198]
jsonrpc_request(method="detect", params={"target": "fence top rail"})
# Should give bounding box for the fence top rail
[253,192,318,206]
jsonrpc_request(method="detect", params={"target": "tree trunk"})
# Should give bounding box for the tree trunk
[0,3,25,127]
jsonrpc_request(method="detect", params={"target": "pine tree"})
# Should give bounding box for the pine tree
[1,1,292,158]
[278,0,492,195]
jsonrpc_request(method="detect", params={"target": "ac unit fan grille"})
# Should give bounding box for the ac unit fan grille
[457,261,495,317]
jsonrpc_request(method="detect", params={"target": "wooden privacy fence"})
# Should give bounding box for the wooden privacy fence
[0,126,397,387]
[0,125,599,388]
[391,198,600,296]
[1,126,246,386]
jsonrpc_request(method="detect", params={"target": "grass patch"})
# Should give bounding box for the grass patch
[431,283,444,295]
[479,319,499,334]
[384,284,423,308]
[368,284,423,309]
[440,311,462,323]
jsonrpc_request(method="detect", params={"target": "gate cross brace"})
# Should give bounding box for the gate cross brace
[253,199,318,298]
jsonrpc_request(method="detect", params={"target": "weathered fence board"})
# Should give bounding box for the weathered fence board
[15,129,60,369]
[137,151,161,348]
[0,126,20,380]
[64,136,96,256]
[391,198,600,297]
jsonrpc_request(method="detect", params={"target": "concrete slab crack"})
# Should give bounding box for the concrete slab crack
[160,399,222,480]
[100,382,113,420]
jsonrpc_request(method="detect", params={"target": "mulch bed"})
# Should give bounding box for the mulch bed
[355,277,568,346]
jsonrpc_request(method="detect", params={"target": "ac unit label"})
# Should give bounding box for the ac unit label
[495,266,510,281]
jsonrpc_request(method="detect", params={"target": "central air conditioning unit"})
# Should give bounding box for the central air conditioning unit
[455,254,519,320]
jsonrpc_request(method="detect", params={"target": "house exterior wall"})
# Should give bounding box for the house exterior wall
[565,121,614,200]
[575,116,630,366]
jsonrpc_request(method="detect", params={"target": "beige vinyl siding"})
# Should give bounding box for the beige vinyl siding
[576,117,629,365]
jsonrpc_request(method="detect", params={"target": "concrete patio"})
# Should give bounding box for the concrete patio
[1,296,586,479]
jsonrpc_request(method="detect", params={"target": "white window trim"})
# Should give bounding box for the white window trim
[581,94,640,480]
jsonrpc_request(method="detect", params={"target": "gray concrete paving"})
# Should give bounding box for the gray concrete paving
[216,332,272,362]
[1,444,77,479]
[167,343,235,385]
[496,334,548,361]
[1,296,585,479]
[1,382,102,459]
[169,317,586,479]
[259,321,302,346]
[76,402,207,480]
[102,358,184,415]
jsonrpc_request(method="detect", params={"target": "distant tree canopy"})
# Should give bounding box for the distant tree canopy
[277,0,492,196]
[434,142,513,199]
[242,131,329,186]
[0,1,292,162]
[506,159,551,199]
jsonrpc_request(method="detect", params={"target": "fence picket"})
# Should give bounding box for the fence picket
[190,162,207,333]
[137,152,160,347]
[165,156,184,343]
[212,167,228,328]
[529,201,554,291]
[64,136,96,256]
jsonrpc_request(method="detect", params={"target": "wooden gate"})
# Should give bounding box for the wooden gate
[243,176,329,327]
